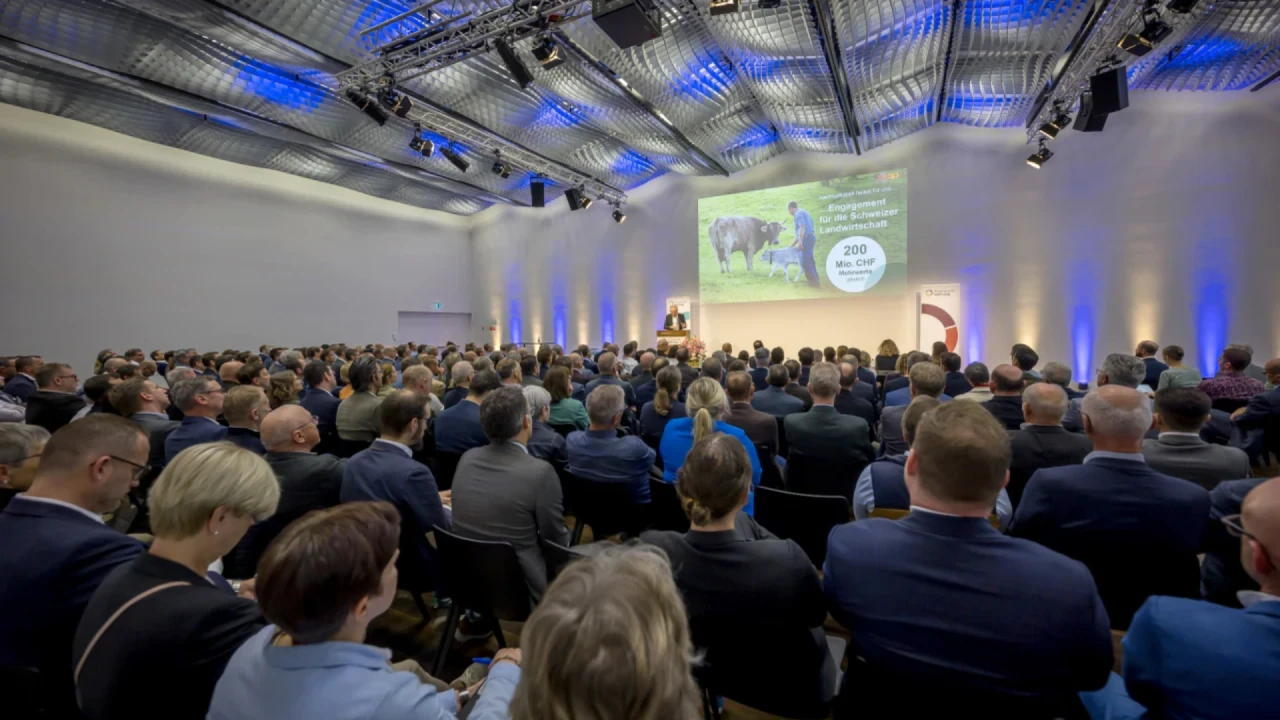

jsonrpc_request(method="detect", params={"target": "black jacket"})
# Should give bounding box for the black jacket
[984,394,1026,430]
[24,390,86,433]
[1008,425,1092,510]
[784,383,814,411]
[834,389,876,430]
[944,371,972,398]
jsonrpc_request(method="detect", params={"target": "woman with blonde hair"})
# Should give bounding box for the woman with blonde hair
[268,371,302,409]
[658,377,761,512]
[376,363,398,398]
[73,442,280,720]
[505,545,701,720]
[640,365,686,440]
[337,363,354,400]
[875,338,900,373]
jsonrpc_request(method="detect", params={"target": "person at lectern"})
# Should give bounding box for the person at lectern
[786,200,820,288]
[664,303,687,331]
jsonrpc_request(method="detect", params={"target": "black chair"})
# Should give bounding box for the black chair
[549,423,577,438]
[432,451,463,491]
[755,444,784,490]
[785,451,865,499]
[431,527,532,676]
[693,618,833,719]
[333,437,372,459]
[775,416,790,458]
[571,473,645,544]
[648,477,690,532]
[640,433,664,470]
[222,512,294,579]
[753,486,850,567]
[554,464,582,517]
[0,666,46,717]
[1211,397,1249,414]
[540,537,582,584]
[398,515,438,625]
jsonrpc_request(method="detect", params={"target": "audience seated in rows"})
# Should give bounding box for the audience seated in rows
[0,423,48,511]
[336,357,383,443]
[1143,387,1250,489]
[1198,346,1265,401]
[5,355,39,400]
[299,360,341,436]
[452,386,569,602]
[1010,385,1210,629]
[627,350,655,390]
[826,401,1113,714]
[443,360,472,409]
[883,351,931,405]
[1062,353,1148,432]
[24,362,84,433]
[521,385,567,465]
[783,359,815,410]
[435,370,500,455]
[1231,357,1280,433]
[261,404,346,534]
[543,366,588,431]
[639,365,686,442]
[661,378,762,512]
[984,364,1028,430]
[880,361,946,455]
[722,370,778,456]
[73,441,278,720]
[164,375,228,463]
[786,362,875,465]
[1156,344,1202,390]
[751,363,805,418]
[1014,344,1043,386]
[1135,340,1169,390]
[1008,383,1093,510]
[566,384,654,504]
[854,396,939,520]
[941,352,971,398]
[584,351,638,411]
[954,361,993,403]
[834,358,877,427]
[223,385,269,454]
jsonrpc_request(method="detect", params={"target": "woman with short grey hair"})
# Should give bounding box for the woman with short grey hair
[522,385,566,464]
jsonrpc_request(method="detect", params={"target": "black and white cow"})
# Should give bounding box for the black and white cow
[707,216,786,273]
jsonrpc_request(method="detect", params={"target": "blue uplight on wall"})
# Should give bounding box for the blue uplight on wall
[1194,271,1229,379]
[601,299,615,346]
[553,304,567,349]
[1068,261,1096,384]
[958,263,990,364]
[509,300,523,346]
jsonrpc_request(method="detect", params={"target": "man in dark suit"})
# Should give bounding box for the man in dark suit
[261,405,345,526]
[523,385,567,466]
[1231,357,1280,446]
[435,369,501,455]
[452,386,570,602]
[674,346,699,389]
[341,390,450,570]
[940,352,971,398]
[783,359,814,410]
[1041,361,1085,400]
[786,362,874,465]
[1081,478,1280,720]
[880,361,946,456]
[223,385,268,454]
[299,360,341,434]
[835,359,876,428]
[24,362,86,433]
[722,371,779,456]
[1008,383,1092,510]
[1143,387,1250,490]
[634,356,671,409]
[1010,385,1210,629]
[1063,353,1149,432]
[797,347,815,387]
[628,351,655,389]
[111,377,179,471]
[4,355,38,401]
[748,347,770,391]
[584,352,638,411]
[826,402,1113,713]
[982,364,1026,430]
[1135,340,1169,390]
[663,303,687,330]
[164,375,228,463]
[751,364,805,418]
[519,355,542,387]
[0,416,148,713]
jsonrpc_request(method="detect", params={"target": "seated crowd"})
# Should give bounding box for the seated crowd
[0,335,1277,719]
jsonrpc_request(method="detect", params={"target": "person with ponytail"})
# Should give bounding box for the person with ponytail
[641,433,837,707]
[658,378,761,514]
[640,366,686,441]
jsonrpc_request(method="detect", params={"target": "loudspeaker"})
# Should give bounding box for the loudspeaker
[564,187,583,211]
[592,0,662,49]
[531,180,545,208]
[1073,92,1108,132]
[1089,67,1129,114]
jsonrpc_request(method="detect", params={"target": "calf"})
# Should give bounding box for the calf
[760,247,805,283]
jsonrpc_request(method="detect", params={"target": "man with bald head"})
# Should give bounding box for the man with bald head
[261,405,345,530]
[584,351,638,413]
[983,364,1027,430]
[219,360,244,388]
[1082,477,1280,719]
[1010,385,1210,629]
[1007,383,1092,511]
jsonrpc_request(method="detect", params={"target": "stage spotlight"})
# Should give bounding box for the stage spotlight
[408,126,434,157]
[1119,17,1172,57]
[491,160,505,175]
[759,0,782,7]
[565,187,583,211]
[1038,112,1069,139]
[531,38,565,69]
[709,0,740,14]
[1166,0,1197,13]
[379,89,414,118]
[612,207,627,223]
[441,146,470,173]
[494,37,534,89]
[345,89,388,126]
[531,178,546,208]
[580,194,594,210]
[1026,140,1053,169]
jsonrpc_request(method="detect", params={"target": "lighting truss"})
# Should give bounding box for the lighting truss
[1024,0,1201,144]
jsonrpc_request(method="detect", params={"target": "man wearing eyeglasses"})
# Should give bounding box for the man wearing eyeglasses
[1081,477,1280,719]
[261,405,346,531]
[24,362,88,434]
[164,376,228,464]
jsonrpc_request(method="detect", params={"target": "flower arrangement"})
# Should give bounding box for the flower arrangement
[679,335,707,364]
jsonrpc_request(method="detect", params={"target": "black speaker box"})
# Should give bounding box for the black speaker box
[1089,67,1129,114]
[531,180,545,208]
[592,0,662,50]
[1073,92,1108,132]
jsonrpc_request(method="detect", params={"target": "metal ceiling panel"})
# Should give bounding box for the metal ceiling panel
[1134,0,1280,91]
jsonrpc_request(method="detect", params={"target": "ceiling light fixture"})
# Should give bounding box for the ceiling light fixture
[1166,0,1198,13]
[408,124,434,157]
[1119,12,1173,57]
[344,89,389,126]
[378,88,414,118]
[579,191,594,210]
[441,145,470,173]
[709,0,741,15]
[494,37,534,89]
[531,37,564,70]
[612,206,627,223]
[1038,109,1070,139]
[1026,139,1054,169]
[759,0,782,7]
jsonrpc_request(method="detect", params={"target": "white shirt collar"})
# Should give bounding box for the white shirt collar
[19,372,35,381]
[16,495,104,524]
[1084,450,1147,464]
[134,411,167,418]
[375,438,413,457]
[1237,590,1280,607]
[1158,431,1202,440]
[508,441,529,454]
[908,504,960,518]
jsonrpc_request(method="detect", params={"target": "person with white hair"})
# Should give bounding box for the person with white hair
[1062,353,1150,432]
[522,385,566,465]
[1007,383,1093,511]
[1010,385,1210,630]
[566,385,654,505]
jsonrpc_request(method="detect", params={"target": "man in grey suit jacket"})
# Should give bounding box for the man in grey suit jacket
[785,363,875,464]
[1143,388,1250,490]
[114,378,180,470]
[450,386,570,602]
[879,361,946,456]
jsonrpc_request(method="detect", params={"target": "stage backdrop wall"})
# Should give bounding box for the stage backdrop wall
[471,91,1280,378]
[0,103,472,378]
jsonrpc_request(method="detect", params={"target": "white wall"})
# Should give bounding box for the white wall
[470,91,1280,377]
[0,104,472,377]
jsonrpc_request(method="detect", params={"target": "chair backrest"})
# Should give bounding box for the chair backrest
[549,423,576,438]
[539,538,582,584]
[755,444,785,490]
[692,618,832,719]
[1211,397,1249,413]
[647,477,690,533]
[775,416,790,458]
[0,666,46,717]
[753,486,850,567]
[432,451,463,491]
[574,473,646,539]
[433,526,532,622]
[397,513,436,593]
[785,452,864,498]
[334,437,371,459]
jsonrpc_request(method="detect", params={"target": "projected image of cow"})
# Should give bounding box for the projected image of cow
[697,169,909,305]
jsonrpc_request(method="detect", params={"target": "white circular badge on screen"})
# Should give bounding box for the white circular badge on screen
[825,237,887,293]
